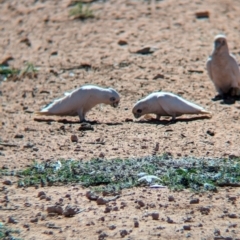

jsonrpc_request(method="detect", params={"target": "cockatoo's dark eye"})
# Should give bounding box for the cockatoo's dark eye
[110,97,115,102]
[137,109,142,113]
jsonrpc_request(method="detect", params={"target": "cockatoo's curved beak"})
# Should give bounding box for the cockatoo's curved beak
[112,101,119,108]
[134,113,141,118]
[214,40,223,49]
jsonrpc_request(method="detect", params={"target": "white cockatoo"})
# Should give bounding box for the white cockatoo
[206,35,240,98]
[36,85,120,122]
[132,92,211,121]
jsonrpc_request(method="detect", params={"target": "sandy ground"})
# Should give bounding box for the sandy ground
[1,0,240,239]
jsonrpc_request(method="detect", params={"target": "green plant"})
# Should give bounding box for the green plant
[0,62,38,81]
[0,65,19,81]
[19,62,38,78]
[4,155,239,193]
[0,222,21,240]
[69,1,94,20]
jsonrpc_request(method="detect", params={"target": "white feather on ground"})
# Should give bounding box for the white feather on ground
[206,35,240,96]
[132,92,211,121]
[36,85,120,122]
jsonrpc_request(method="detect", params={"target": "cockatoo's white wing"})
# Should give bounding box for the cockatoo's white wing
[64,92,71,96]
[229,54,240,86]
[158,93,210,116]
[36,90,84,116]
[206,57,213,81]
[35,85,120,122]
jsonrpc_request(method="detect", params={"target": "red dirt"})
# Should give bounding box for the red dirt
[1,0,240,239]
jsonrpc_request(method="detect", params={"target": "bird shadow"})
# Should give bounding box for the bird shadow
[104,122,123,126]
[135,115,211,126]
[33,118,123,126]
[34,118,81,124]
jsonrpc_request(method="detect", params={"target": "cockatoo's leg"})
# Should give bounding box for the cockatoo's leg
[219,88,236,104]
[170,115,176,123]
[230,87,240,97]
[77,109,86,123]
[156,114,161,120]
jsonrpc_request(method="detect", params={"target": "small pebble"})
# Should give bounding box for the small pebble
[3,180,12,185]
[99,232,108,240]
[24,143,34,148]
[112,206,119,211]
[168,196,175,202]
[8,216,18,224]
[118,39,128,46]
[38,191,46,197]
[199,206,210,215]
[30,217,38,223]
[2,165,9,169]
[104,206,112,213]
[228,196,237,201]
[214,229,221,236]
[71,135,78,142]
[14,134,24,138]
[86,191,99,201]
[97,197,108,205]
[152,212,159,220]
[190,198,199,204]
[63,205,80,217]
[206,129,215,136]
[228,213,237,218]
[228,223,237,228]
[109,225,116,230]
[183,225,191,231]
[134,220,139,228]
[24,202,32,207]
[98,216,105,222]
[120,229,128,238]
[40,195,46,200]
[36,212,41,217]
[23,224,30,228]
[137,200,145,207]
[167,217,174,223]
[47,205,63,215]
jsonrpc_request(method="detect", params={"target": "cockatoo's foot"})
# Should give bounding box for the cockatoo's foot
[79,119,98,124]
[156,114,161,121]
[219,89,237,104]
[212,94,223,101]
[169,116,176,124]
[79,122,94,131]
[229,87,240,97]
[220,93,235,104]
[220,98,235,104]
